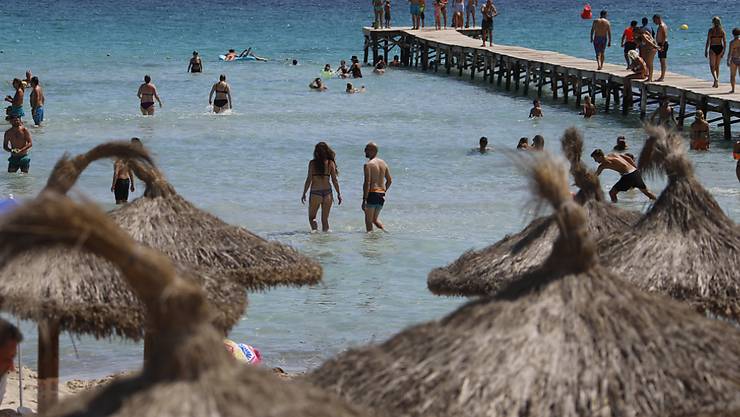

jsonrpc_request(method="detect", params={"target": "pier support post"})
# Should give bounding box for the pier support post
[537,65,544,97]
[678,92,687,130]
[562,74,569,104]
[722,103,732,141]
[523,62,531,95]
[497,56,504,86]
[604,83,611,114]
[575,71,582,108]
[363,36,369,65]
[470,51,477,80]
[383,39,389,64]
[371,33,379,65]
[639,84,648,119]
[590,73,597,102]
[551,67,558,100]
[458,49,464,77]
[505,59,512,91]
[422,44,429,71]
[445,47,452,74]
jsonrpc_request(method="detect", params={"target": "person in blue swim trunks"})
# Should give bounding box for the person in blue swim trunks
[30,77,45,126]
[590,10,612,70]
[3,116,32,173]
[410,0,420,30]
[4,79,25,121]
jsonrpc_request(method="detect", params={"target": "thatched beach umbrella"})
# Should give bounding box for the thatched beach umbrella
[598,126,740,319]
[427,128,640,297]
[0,193,374,417]
[0,143,249,411]
[310,155,740,417]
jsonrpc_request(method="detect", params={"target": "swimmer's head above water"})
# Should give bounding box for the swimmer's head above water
[220,74,226,82]
[144,75,151,84]
[365,142,378,158]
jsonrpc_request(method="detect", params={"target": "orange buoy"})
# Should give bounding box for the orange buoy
[733,140,740,160]
[581,4,592,19]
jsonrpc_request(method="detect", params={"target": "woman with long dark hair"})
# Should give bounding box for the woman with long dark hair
[301,142,342,232]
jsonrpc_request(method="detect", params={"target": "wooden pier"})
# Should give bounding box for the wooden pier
[362,27,740,140]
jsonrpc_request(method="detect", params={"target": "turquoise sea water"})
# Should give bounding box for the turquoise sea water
[0,0,738,380]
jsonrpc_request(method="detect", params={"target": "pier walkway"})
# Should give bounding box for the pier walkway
[362,27,740,140]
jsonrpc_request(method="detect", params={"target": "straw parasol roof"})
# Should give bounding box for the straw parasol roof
[0,143,247,339]
[310,154,740,417]
[0,192,374,417]
[427,127,640,297]
[598,126,740,319]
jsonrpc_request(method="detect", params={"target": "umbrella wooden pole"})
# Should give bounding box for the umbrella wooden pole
[37,319,60,414]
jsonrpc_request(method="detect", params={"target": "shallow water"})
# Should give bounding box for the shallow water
[0,0,738,379]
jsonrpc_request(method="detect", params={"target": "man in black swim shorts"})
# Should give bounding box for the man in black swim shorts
[591,149,656,203]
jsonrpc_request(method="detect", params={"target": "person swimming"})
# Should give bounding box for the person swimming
[516,137,530,150]
[374,58,387,74]
[346,83,366,94]
[309,78,327,91]
[475,136,492,154]
[613,136,628,151]
[581,96,596,118]
[529,99,543,118]
[531,135,544,151]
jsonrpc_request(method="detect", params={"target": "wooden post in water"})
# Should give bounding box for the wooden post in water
[505,59,512,91]
[37,319,60,414]
[523,62,531,95]
[551,67,558,100]
[537,65,544,96]
[497,56,504,86]
[363,35,369,65]
[575,71,582,108]
[562,74,569,104]
[421,44,429,71]
[678,92,687,129]
[383,38,389,64]
[722,102,732,141]
[371,33,379,65]
[639,84,648,119]
[470,50,477,80]
[458,49,464,77]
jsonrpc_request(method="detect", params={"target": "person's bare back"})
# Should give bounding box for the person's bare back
[597,153,636,175]
[365,158,389,192]
[362,142,392,232]
[592,18,611,37]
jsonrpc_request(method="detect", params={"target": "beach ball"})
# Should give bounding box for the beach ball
[224,339,262,365]
[680,24,689,30]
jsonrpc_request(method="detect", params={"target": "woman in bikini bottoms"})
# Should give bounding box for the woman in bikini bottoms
[137,75,162,116]
[301,142,342,232]
[728,28,740,94]
[636,29,659,81]
[209,74,232,113]
[705,17,727,88]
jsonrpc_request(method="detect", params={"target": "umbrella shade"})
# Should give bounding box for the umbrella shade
[428,128,640,297]
[0,193,374,417]
[311,155,740,417]
[0,143,247,339]
[598,127,740,319]
[115,160,323,291]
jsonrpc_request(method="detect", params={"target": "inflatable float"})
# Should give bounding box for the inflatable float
[581,4,592,19]
[219,54,257,62]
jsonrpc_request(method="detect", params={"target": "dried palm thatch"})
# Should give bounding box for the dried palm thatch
[310,154,740,417]
[427,128,640,297]
[0,194,375,417]
[111,159,322,291]
[598,126,740,319]
[0,143,246,339]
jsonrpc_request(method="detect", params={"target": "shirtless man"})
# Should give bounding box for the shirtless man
[209,74,232,113]
[29,77,45,127]
[3,116,32,173]
[591,149,656,202]
[590,10,611,70]
[653,15,669,82]
[137,75,162,116]
[188,51,203,73]
[475,136,491,153]
[690,110,710,150]
[111,156,136,204]
[362,142,392,232]
[4,79,24,120]
[649,99,677,128]
[350,57,363,78]
[729,28,740,94]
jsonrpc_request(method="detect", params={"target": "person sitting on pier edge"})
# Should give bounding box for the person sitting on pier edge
[592,149,656,203]
[581,96,596,118]
[389,55,401,67]
[621,20,638,68]
[590,10,611,71]
[531,135,545,151]
[374,58,387,74]
[516,137,530,150]
[529,99,543,118]
[309,78,327,91]
[649,99,677,129]
[613,136,628,152]
[690,110,710,150]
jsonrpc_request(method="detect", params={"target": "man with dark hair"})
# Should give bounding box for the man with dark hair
[4,116,32,173]
[590,10,611,70]
[641,17,655,38]
[0,319,23,404]
[591,149,656,202]
[30,76,45,126]
[653,14,669,81]
[362,142,392,232]
[621,20,639,67]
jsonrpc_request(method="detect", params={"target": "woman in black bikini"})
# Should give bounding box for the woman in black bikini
[705,17,727,88]
[188,51,203,73]
[137,75,162,116]
[301,142,342,232]
[208,74,232,113]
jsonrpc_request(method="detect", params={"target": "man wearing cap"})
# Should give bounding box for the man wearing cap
[3,116,32,173]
